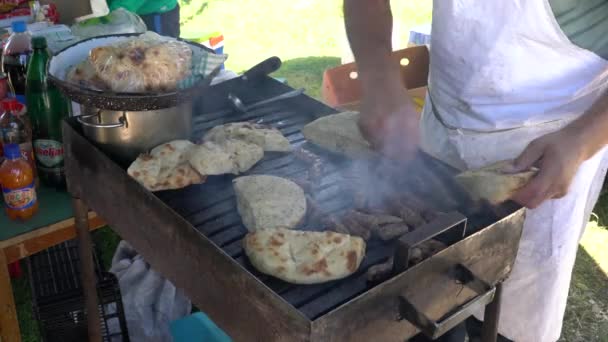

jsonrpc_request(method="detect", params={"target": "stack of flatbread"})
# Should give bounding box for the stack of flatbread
[67,32,192,93]
[128,122,291,191]
[455,160,538,205]
[243,228,366,284]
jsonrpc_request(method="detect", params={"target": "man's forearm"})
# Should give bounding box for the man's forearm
[344,0,403,92]
[567,91,608,160]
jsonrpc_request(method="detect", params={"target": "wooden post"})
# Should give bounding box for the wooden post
[72,198,102,342]
[481,283,503,342]
[0,250,21,342]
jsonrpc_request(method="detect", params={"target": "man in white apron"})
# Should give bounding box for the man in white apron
[344,1,608,341]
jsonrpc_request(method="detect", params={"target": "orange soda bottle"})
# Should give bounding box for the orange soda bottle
[0,143,37,220]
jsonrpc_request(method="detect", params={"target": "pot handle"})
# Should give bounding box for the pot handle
[77,111,126,129]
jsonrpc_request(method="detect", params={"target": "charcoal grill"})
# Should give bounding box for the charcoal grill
[63,76,525,341]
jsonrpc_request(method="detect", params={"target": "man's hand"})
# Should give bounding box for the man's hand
[358,85,420,161]
[509,126,588,209]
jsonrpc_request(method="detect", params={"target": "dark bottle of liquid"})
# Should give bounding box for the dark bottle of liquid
[26,37,70,189]
[2,21,32,104]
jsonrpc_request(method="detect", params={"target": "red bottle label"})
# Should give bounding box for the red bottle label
[34,139,63,168]
[2,182,36,210]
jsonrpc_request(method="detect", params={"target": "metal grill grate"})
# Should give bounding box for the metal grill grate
[156,78,499,320]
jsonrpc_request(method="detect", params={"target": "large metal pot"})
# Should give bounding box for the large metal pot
[77,102,192,165]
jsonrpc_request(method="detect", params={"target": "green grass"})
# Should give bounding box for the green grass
[179,0,433,73]
[10,1,608,341]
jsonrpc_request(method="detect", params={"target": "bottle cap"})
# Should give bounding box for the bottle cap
[2,98,19,112]
[32,36,47,49]
[11,21,26,33]
[3,143,20,160]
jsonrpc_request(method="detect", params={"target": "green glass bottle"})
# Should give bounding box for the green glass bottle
[25,36,71,189]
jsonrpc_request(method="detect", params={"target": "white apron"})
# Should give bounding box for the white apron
[419,1,608,341]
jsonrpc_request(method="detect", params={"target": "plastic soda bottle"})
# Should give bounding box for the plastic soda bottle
[0,143,38,220]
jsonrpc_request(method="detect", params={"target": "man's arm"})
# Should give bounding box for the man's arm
[511,91,608,208]
[343,0,419,160]
[344,0,401,92]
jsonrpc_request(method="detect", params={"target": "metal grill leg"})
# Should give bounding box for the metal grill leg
[73,198,102,342]
[481,283,503,342]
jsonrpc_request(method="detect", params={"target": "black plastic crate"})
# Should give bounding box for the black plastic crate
[27,240,130,342]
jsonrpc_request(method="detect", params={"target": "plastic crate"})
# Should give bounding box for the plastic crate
[27,240,130,342]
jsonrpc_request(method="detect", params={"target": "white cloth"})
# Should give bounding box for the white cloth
[110,241,192,342]
[419,1,608,341]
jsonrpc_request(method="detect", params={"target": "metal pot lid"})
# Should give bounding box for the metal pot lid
[48,33,222,111]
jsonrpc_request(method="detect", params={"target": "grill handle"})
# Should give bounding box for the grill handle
[393,211,467,273]
[397,264,496,339]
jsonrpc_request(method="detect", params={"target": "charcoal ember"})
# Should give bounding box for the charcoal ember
[374,223,411,241]
[341,216,372,241]
[409,239,447,266]
[367,257,394,283]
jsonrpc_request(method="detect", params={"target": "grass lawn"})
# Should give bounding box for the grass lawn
[11,1,608,341]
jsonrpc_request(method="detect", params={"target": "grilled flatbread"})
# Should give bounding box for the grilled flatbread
[243,228,366,284]
[455,160,538,205]
[188,140,264,176]
[302,111,373,158]
[128,140,204,191]
[204,122,291,152]
[234,175,306,231]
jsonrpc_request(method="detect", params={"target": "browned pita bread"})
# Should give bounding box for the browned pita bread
[243,228,366,284]
[128,140,205,191]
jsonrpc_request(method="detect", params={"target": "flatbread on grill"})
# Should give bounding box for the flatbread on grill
[302,111,373,158]
[88,32,192,93]
[204,122,291,152]
[128,140,205,191]
[243,228,366,284]
[455,160,538,205]
[233,175,307,231]
[188,140,264,176]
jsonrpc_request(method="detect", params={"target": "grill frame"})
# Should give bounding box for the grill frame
[63,76,525,341]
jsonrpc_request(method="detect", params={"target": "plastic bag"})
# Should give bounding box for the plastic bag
[71,8,147,39]
[88,31,193,92]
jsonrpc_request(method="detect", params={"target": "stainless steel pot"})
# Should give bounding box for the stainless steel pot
[77,102,192,165]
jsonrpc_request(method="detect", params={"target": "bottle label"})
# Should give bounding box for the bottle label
[2,183,36,210]
[34,139,63,167]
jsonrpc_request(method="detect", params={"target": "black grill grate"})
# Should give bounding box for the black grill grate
[157,77,498,320]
